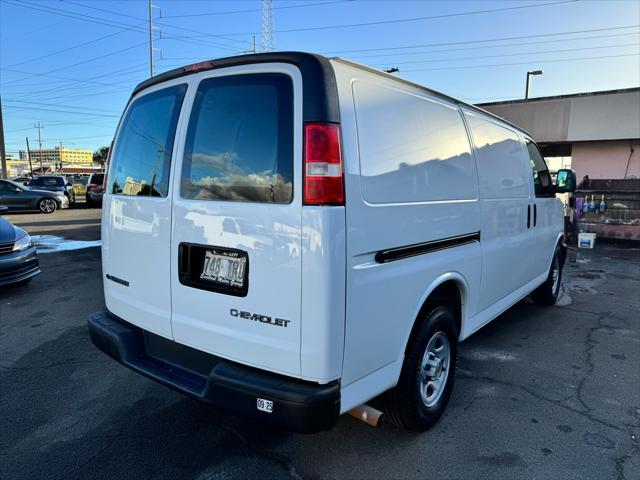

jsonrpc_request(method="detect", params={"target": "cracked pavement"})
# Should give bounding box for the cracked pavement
[1,209,639,479]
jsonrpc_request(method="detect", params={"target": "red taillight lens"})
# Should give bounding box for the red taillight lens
[304,123,344,205]
[184,61,214,73]
[87,184,97,189]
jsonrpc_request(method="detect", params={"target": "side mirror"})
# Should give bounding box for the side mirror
[15,188,22,193]
[555,169,576,193]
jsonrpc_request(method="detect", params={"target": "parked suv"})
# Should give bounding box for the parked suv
[85,173,104,207]
[28,175,75,205]
[88,52,576,433]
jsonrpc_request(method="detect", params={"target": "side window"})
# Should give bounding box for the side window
[181,73,294,204]
[0,181,12,192]
[109,84,187,197]
[464,111,530,199]
[352,81,477,204]
[524,139,552,197]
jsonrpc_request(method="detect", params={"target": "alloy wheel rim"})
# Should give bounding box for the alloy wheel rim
[551,256,560,294]
[419,331,451,408]
[41,199,55,213]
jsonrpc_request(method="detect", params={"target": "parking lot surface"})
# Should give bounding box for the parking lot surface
[1,209,638,480]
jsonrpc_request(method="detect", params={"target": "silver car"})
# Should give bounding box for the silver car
[0,179,69,214]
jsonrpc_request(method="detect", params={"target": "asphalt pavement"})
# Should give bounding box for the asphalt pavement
[1,209,638,480]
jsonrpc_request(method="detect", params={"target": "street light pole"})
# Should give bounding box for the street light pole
[0,97,7,179]
[525,70,543,100]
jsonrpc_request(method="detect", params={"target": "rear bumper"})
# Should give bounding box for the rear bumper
[0,247,40,287]
[87,310,341,433]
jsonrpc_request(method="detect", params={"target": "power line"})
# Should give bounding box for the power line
[1,0,247,78]
[58,0,252,48]
[3,106,121,118]
[325,24,640,54]
[351,31,640,60]
[163,0,353,19]
[402,52,639,73]
[172,0,579,37]
[373,42,639,67]
[0,42,148,89]
[4,99,122,115]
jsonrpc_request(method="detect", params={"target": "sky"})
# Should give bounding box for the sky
[1,0,639,156]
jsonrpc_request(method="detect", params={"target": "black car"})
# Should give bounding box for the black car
[28,175,76,205]
[0,205,41,287]
[0,179,69,214]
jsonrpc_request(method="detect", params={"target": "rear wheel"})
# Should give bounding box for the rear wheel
[39,198,57,214]
[383,306,458,431]
[531,244,563,306]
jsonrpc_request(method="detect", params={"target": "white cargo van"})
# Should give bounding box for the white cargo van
[89,52,577,433]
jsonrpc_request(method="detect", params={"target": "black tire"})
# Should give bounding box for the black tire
[38,198,57,214]
[531,244,563,306]
[382,306,459,431]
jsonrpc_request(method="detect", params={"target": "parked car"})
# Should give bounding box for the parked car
[0,205,40,287]
[88,53,577,434]
[85,173,104,207]
[0,179,69,213]
[12,176,32,186]
[28,175,75,205]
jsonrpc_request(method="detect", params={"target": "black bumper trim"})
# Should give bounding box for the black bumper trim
[88,310,340,433]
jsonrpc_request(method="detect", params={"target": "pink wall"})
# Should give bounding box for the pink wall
[572,140,640,181]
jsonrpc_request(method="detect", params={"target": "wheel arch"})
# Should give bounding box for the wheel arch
[400,273,469,361]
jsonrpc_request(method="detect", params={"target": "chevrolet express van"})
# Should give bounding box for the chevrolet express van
[89,52,576,433]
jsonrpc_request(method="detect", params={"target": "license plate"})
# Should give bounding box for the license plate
[257,398,273,413]
[200,250,247,288]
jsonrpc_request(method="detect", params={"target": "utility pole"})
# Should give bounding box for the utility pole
[25,137,33,177]
[0,97,7,179]
[35,122,44,175]
[261,0,274,52]
[59,141,64,174]
[148,0,154,77]
[148,1,161,77]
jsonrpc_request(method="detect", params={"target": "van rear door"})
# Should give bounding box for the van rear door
[170,65,304,378]
[103,81,187,339]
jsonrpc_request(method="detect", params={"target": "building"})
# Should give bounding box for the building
[477,88,640,181]
[19,146,93,166]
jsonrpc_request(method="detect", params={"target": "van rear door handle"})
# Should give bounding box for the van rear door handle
[527,205,531,228]
[533,204,537,227]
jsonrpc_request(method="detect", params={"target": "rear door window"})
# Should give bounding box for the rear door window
[180,73,294,204]
[109,84,187,197]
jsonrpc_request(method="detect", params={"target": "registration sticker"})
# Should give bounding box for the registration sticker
[257,398,273,413]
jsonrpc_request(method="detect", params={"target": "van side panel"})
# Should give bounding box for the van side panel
[462,110,534,324]
[331,61,482,389]
[300,207,346,382]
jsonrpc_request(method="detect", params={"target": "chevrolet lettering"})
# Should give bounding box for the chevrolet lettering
[230,309,291,328]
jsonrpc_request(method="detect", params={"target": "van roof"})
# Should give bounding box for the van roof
[330,57,532,137]
[132,51,530,137]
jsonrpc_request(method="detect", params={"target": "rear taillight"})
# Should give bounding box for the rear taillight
[87,184,97,190]
[304,123,344,205]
